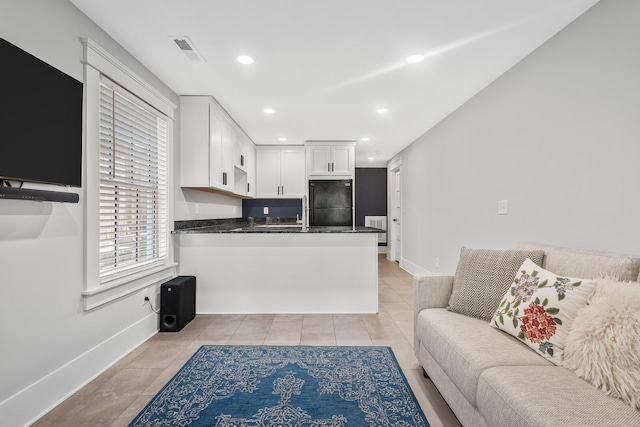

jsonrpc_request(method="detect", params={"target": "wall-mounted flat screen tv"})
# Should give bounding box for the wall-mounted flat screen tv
[0,37,83,187]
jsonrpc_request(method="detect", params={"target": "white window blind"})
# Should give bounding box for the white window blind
[99,78,168,277]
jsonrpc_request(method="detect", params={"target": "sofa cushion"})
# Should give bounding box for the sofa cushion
[416,308,550,407]
[490,258,596,365]
[477,365,640,427]
[448,247,545,321]
[562,277,640,408]
[518,242,640,282]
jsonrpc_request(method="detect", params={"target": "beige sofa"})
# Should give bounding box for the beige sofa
[413,242,640,427]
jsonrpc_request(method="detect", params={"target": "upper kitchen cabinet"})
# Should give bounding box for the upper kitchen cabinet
[306,142,355,178]
[180,95,255,198]
[256,147,306,198]
[234,133,256,198]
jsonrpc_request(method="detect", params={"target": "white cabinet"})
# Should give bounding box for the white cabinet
[180,95,255,198]
[281,149,306,196]
[234,134,256,197]
[308,145,331,175]
[307,142,355,177]
[180,99,223,188]
[256,150,280,198]
[256,147,306,198]
[220,119,236,191]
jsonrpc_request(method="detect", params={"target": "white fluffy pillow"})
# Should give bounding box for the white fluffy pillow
[562,277,640,409]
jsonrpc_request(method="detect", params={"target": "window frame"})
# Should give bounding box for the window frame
[81,38,177,310]
[98,77,169,280]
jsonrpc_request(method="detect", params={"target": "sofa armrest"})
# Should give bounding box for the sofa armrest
[413,274,454,354]
[413,274,454,312]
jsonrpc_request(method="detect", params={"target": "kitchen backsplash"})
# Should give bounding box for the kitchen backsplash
[242,198,302,218]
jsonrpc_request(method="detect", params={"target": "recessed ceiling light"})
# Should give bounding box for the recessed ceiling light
[361,137,370,142]
[278,137,287,142]
[376,108,388,114]
[407,54,424,64]
[264,108,276,114]
[368,157,375,160]
[237,55,254,64]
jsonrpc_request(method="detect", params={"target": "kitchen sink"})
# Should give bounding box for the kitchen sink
[255,224,302,228]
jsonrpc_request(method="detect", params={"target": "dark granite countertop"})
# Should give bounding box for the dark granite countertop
[173,217,382,234]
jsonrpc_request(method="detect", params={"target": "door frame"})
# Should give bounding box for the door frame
[387,157,402,262]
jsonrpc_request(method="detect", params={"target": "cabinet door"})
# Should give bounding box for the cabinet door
[308,146,331,175]
[220,121,236,190]
[180,102,211,187]
[245,138,256,197]
[280,149,306,197]
[331,145,353,175]
[208,109,224,188]
[256,149,281,198]
[233,135,254,197]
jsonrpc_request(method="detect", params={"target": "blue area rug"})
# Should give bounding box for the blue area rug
[129,345,429,426]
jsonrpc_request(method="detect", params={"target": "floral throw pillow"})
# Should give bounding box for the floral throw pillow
[490,258,596,365]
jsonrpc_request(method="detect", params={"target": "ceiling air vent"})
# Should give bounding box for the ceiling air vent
[169,36,205,62]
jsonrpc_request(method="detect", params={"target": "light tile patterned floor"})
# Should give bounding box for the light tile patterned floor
[33,255,461,427]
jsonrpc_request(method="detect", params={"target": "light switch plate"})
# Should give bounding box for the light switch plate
[498,200,508,215]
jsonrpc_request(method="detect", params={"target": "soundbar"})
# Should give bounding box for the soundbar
[0,186,79,203]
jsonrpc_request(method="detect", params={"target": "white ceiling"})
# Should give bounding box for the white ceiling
[70,0,598,167]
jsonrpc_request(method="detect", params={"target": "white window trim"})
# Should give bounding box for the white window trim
[81,38,177,311]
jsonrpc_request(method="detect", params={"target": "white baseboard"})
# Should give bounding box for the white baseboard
[399,257,431,276]
[1,314,158,427]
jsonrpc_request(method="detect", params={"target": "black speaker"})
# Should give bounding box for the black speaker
[160,276,196,332]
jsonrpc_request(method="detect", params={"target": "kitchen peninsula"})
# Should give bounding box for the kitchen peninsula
[174,218,381,313]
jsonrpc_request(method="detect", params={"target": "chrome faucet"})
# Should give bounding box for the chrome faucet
[301,195,309,231]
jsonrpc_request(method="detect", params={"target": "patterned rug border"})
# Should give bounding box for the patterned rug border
[130,345,429,427]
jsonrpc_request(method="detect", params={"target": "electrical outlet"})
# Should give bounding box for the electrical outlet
[263,206,269,214]
[435,257,440,268]
[141,288,149,306]
[194,203,200,215]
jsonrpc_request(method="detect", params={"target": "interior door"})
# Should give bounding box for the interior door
[393,167,401,262]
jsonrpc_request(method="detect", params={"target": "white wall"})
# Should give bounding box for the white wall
[174,188,242,220]
[394,0,640,274]
[0,1,206,425]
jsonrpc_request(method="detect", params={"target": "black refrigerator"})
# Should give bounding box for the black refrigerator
[309,179,353,226]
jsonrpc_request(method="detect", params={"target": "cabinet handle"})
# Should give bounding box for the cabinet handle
[240,154,244,167]
[328,162,331,172]
[222,172,227,186]
[332,162,335,172]
[277,186,280,195]
[281,186,284,195]
[247,183,250,193]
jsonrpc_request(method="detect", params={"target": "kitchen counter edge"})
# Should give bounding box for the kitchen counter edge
[173,217,383,234]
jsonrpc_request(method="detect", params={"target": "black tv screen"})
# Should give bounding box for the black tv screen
[0,38,83,187]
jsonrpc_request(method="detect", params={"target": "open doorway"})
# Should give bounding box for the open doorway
[388,158,402,262]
